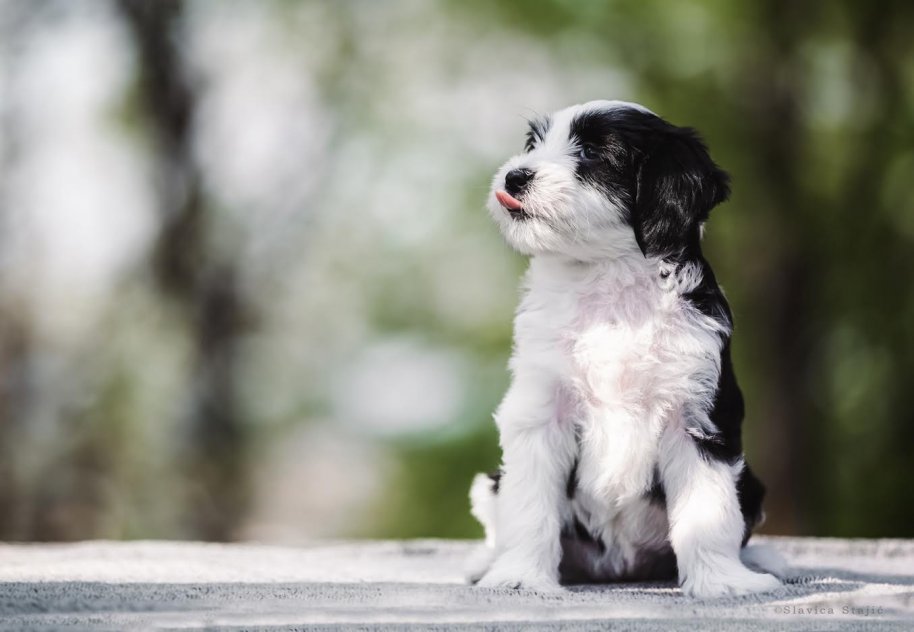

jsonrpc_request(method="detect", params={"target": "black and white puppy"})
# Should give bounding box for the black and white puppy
[469,100,785,597]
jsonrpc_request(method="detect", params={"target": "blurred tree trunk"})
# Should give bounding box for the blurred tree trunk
[823,0,914,535]
[119,0,250,541]
[740,0,914,535]
[0,321,33,539]
[737,0,815,535]
[0,0,35,540]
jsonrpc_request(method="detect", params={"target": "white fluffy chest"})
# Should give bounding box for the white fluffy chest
[511,255,725,504]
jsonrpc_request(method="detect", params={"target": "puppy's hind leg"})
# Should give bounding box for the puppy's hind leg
[470,471,500,547]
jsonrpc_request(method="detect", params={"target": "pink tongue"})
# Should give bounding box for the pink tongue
[495,190,523,210]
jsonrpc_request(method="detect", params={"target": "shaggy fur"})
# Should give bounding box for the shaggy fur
[469,100,785,597]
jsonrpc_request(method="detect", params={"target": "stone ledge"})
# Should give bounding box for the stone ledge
[0,537,911,630]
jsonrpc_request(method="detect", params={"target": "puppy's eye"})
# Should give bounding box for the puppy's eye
[579,144,600,161]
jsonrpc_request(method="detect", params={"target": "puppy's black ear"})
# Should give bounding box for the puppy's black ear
[633,128,730,259]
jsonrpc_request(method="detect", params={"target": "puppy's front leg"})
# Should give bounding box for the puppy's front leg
[477,374,575,592]
[660,427,781,598]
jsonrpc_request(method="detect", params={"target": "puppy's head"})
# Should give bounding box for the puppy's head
[487,100,730,261]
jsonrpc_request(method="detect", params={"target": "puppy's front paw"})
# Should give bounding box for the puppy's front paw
[683,565,781,598]
[477,564,562,593]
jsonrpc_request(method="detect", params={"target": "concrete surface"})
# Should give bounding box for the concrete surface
[0,537,912,630]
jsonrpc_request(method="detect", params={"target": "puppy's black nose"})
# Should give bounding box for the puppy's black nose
[504,168,534,196]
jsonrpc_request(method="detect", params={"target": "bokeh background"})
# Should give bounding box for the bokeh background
[0,0,912,543]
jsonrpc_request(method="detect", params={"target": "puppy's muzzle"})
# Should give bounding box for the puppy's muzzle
[496,169,535,221]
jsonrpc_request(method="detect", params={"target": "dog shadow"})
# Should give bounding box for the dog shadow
[563,564,913,609]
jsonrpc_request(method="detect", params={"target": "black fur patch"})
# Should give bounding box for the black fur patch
[562,517,606,554]
[630,548,678,582]
[567,110,634,216]
[566,457,579,499]
[693,340,745,463]
[525,116,551,153]
[737,464,767,546]
[681,261,733,329]
[487,469,502,494]
[632,126,730,260]
[565,107,730,261]
[646,470,667,507]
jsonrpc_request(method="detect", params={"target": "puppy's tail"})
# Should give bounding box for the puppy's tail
[466,471,500,584]
[469,470,500,548]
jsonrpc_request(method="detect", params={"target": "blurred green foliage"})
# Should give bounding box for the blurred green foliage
[380,0,914,538]
[0,0,912,542]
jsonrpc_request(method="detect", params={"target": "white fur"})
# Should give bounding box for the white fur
[473,101,781,597]
[469,473,497,548]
